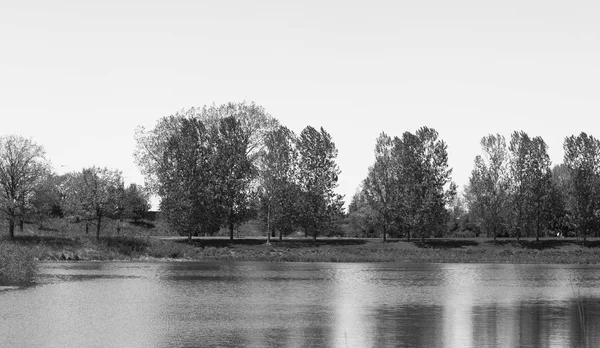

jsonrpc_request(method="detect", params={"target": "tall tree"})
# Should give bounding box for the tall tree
[547,164,571,236]
[157,117,220,241]
[394,127,455,241]
[363,132,396,242]
[466,134,511,242]
[563,132,600,241]
[213,116,255,241]
[508,131,552,241]
[134,102,278,239]
[296,126,344,241]
[508,131,531,239]
[0,135,50,239]
[528,136,552,241]
[258,126,299,242]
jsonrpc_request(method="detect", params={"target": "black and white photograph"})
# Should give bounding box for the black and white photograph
[1,1,600,347]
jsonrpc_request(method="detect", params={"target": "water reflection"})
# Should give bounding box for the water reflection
[1,262,599,347]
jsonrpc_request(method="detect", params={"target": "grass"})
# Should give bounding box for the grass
[3,218,600,265]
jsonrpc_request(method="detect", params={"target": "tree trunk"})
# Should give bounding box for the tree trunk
[8,217,15,240]
[279,230,283,241]
[85,222,89,234]
[188,230,192,244]
[382,225,387,242]
[229,222,234,241]
[313,233,317,242]
[19,216,24,232]
[266,203,271,244]
[96,214,102,241]
[535,214,540,242]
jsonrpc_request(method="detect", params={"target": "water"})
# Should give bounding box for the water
[1,262,599,347]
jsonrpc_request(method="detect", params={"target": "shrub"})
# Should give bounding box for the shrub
[0,243,37,285]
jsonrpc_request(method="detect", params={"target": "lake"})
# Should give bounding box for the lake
[1,262,599,347]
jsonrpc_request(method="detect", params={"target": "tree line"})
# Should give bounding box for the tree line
[0,135,150,240]
[133,102,344,242]
[349,129,600,242]
[3,101,600,243]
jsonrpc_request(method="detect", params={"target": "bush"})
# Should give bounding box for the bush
[0,243,37,285]
[101,236,150,256]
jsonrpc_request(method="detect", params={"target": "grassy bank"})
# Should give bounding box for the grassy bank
[2,219,600,265]
[3,234,600,264]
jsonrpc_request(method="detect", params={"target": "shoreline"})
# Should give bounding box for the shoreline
[25,236,600,265]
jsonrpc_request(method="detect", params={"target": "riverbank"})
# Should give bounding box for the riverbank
[3,233,600,265]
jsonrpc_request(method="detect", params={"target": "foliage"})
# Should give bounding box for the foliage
[563,132,600,241]
[361,127,455,241]
[399,127,456,241]
[296,126,344,240]
[61,167,125,240]
[28,172,63,228]
[547,164,571,236]
[0,135,50,239]
[134,102,278,241]
[257,126,300,240]
[122,183,150,221]
[363,132,396,241]
[347,188,379,238]
[466,134,511,241]
[508,131,552,241]
[134,101,278,193]
[213,116,256,240]
[156,117,220,240]
[0,243,36,285]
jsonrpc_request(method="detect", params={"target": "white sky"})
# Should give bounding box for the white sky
[2,0,600,209]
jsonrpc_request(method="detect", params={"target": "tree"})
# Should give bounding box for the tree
[296,126,344,241]
[508,131,552,241]
[466,134,511,242]
[347,188,379,238]
[547,164,571,236]
[157,117,220,241]
[62,167,124,240]
[122,183,150,222]
[213,116,255,241]
[563,132,600,241]
[527,136,552,241]
[258,126,299,242]
[391,127,455,241]
[29,173,63,229]
[134,102,279,240]
[363,132,396,241]
[0,135,50,239]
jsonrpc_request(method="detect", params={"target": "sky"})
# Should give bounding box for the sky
[1,0,600,209]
